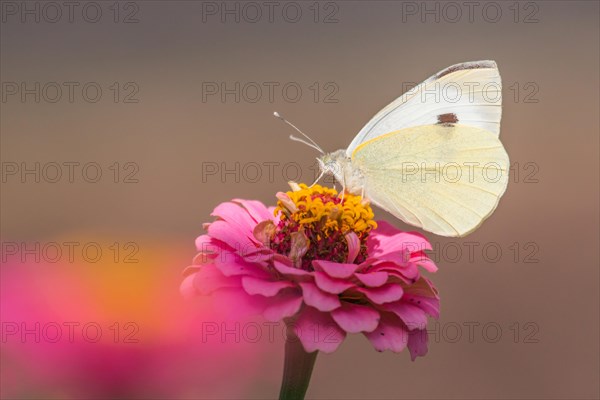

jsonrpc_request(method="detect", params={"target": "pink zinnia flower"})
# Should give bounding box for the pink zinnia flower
[182,183,440,360]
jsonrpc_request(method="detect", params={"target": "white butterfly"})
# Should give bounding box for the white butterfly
[276,60,509,237]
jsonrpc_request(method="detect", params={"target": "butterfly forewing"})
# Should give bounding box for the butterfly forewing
[346,60,502,157]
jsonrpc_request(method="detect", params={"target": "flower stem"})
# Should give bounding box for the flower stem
[278,327,318,400]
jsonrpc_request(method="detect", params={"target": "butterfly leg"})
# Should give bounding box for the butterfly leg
[310,169,326,188]
[360,185,370,206]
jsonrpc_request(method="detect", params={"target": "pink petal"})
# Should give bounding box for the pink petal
[331,302,380,333]
[345,232,360,263]
[262,290,303,321]
[364,313,409,353]
[404,277,440,318]
[212,202,256,232]
[398,262,420,280]
[293,306,346,353]
[241,276,294,297]
[213,252,271,279]
[313,260,359,279]
[356,283,404,304]
[232,198,274,223]
[367,221,437,272]
[370,261,419,282]
[368,221,432,255]
[208,202,272,255]
[195,234,215,252]
[299,282,341,312]
[182,265,201,278]
[207,220,257,252]
[354,271,389,287]
[408,329,429,360]
[180,274,197,298]
[375,250,411,265]
[403,295,440,319]
[242,248,276,263]
[192,251,217,265]
[193,265,241,295]
[211,288,268,318]
[406,276,439,296]
[273,256,310,277]
[363,251,409,270]
[383,302,428,330]
[382,260,419,279]
[313,271,354,294]
[409,252,438,272]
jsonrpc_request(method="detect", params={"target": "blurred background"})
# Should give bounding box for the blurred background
[1,1,598,399]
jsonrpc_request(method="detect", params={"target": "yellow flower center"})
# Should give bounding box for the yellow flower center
[276,183,377,237]
[270,183,377,270]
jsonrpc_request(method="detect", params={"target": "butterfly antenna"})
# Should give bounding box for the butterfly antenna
[273,111,324,154]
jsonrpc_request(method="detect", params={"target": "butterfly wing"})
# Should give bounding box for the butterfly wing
[351,124,509,237]
[346,60,502,157]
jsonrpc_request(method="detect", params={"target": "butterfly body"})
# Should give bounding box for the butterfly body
[317,150,365,195]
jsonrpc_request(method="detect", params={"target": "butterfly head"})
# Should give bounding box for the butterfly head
[317,150,347,181]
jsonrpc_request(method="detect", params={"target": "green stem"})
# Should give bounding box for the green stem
[278,324,319,400]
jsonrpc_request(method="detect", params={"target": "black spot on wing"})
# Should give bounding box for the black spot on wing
[437,113,459,124]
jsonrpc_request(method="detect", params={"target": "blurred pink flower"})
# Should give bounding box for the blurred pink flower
[1,240,270,399]
[182,184,440,360]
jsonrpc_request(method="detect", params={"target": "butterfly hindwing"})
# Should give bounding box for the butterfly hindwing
[351,124,509,237]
